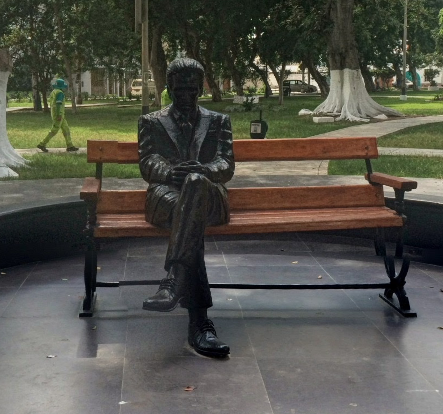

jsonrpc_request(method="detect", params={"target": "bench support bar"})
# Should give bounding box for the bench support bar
[80,254,416,318]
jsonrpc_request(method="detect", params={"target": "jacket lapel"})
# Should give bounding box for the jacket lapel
[190,106,210,161]
[158,106,211,161]
[158,107,187,159]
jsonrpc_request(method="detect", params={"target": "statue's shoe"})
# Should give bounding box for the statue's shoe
[188,319,230,358]
[142,277,184,312]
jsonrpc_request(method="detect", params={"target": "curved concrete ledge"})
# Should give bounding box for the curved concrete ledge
[1,194,442,269]
[0,198,86,268]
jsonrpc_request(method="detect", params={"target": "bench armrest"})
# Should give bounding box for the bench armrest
[365,173,417,191]
[80,177,101,201]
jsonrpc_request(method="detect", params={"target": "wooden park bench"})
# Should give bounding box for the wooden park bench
[80,137,418,318]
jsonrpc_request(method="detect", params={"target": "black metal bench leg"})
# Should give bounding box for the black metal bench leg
[395,227,404,258]
[80,241,97,317]
[374,228,387,256]
[379,255,417,317]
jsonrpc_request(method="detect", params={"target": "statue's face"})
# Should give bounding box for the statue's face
[169,71,202,114]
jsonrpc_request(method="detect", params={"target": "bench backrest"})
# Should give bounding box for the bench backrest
[85,137,383,213]
[86,137,379,164]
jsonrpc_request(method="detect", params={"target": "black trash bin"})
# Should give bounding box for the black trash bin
[250,111,268,139]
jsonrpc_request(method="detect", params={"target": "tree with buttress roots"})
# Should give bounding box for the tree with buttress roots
[313,0,403,121]
[0,48,27,178]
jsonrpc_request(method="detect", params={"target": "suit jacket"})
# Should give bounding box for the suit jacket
[138,105,235,224]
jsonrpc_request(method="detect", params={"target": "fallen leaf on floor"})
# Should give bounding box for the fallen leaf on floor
[1,272,6,275]
[118,401,128,405]
[92,326,97,330]
[349,403,358,407]
[97,267,101,270]
[292,261,298,264]
[438,327,443,330]
[440,289,443,293]
[46,355,57,358]
[61,278,68,281]
[317,275,323,279]
[184,386,196,392]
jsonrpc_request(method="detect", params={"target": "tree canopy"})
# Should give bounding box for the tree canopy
[1,0,442,104]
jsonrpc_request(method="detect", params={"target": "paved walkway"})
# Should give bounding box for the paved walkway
[309,115,443,138]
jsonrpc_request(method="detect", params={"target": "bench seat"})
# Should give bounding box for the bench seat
[95,207,403,238]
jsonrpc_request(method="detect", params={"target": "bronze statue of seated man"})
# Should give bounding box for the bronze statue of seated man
[138,58,235,358]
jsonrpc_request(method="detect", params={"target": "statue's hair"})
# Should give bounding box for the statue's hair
[166,58,205,90]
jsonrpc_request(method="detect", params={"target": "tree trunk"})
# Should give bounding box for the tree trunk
[202,50,222,102]
[278,63,287,105]
[150,25,167,107]
[393,62,402,88]
[32,73,42,111]
[0,49,27,176]
[409,65,419,91]
[226,56,244,96]
[42,90,49,112]
[250,62,272,97]
[76,71,83,104]
[360,62,376,93]
[54,0,77,113]
[304,57,329,98]
[206,71,222,102]
[314,0,401,121]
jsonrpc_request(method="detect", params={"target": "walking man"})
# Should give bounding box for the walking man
[38,78,78,152]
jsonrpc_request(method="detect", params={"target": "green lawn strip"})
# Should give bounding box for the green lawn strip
[373,96,443,116]
[329,155,443,179]
[3,153,141,180]
[377,123,443,149]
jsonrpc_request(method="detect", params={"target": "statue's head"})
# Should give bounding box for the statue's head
[166,58,205,114]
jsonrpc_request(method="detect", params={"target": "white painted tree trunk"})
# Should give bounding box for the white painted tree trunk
[313,69,403,122]
[0,53,27,177]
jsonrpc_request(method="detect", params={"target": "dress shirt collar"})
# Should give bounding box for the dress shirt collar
[171,105,200,126]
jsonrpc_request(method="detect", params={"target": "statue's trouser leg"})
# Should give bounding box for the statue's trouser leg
[165,173,229,310]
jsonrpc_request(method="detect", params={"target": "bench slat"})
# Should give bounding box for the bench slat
[228,185,385,210]
[94,207,402,238]
[86,137,379,163]
[96,185,385,214]
[233,137,378,161]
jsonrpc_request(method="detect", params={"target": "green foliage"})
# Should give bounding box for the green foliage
[424,68,440,82]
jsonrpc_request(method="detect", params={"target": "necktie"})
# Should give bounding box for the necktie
[180,117,194,159]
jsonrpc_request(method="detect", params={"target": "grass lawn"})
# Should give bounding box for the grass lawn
[377,123,443,149]
[6,96,354,148]
[6,91,443,150]
[7,152,442,180]
[3,90,443,180]
[11,153,140,179]
[329,156,443,179]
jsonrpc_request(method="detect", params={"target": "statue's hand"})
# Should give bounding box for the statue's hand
[170,161,208,186]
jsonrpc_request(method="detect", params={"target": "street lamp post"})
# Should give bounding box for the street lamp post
[400,0,408,101]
